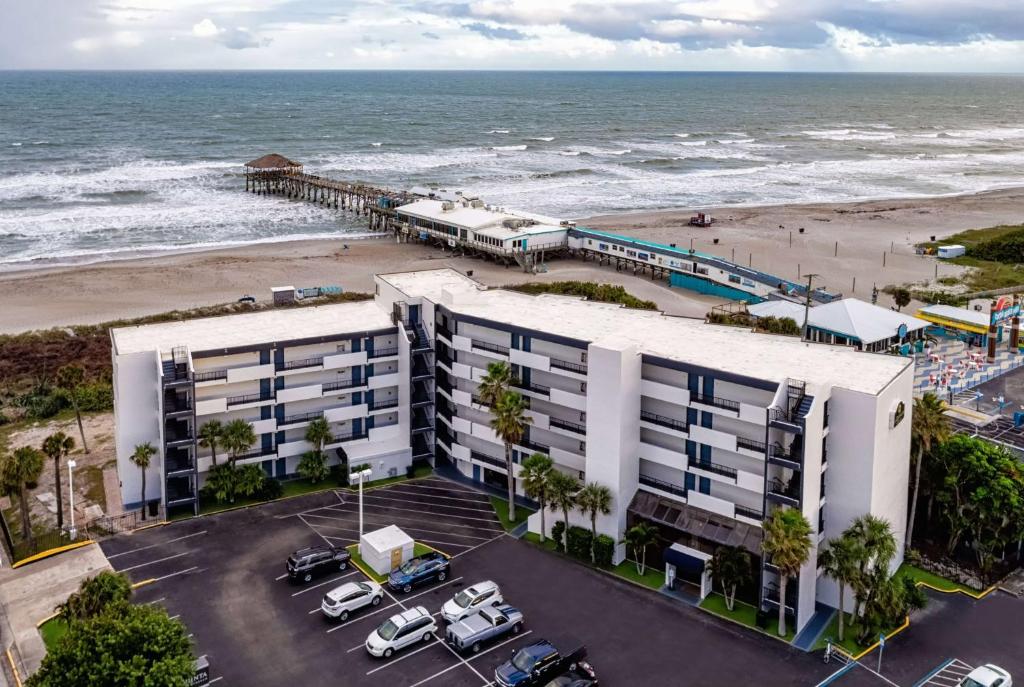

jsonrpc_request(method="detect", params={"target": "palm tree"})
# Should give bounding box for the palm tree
[305,416,333,458]
[547,470,579,553]
[907,393,950,552]
[818,534,863,641]
[1,447,45,542]
[42,431,74,531]
[575,482,613,563]
[222,419,257,467]
[477,361,514,407]
[622,522,659,575]
[762,507,813,637]
[131,443,156,520]
[519,453,554,542]
[56,365,89,454]
[490,390,532,523]
[197,420,224,467]
[709,545,752,611]
[845,514,897,620]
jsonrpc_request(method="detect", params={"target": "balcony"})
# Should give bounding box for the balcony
[768,441,803,470]
[334,429,370,443]
[276,356,324,372]
[690,392,740,413]
[641,410,689,434]
[411,409,433,433]
[279,410,323,427]
[688,457,738,480]
[550,358,587,375]
[163,392,192,415]
[370,398,400,411]
[165,449,194,475]
[734,504,763,521]
[368,347,400,359]
[411,359,433,380]
[518,437,550,455]
[471,339,510,357]
[549,417,586,436]
[767,476,801,506]
[323,378,366,394]
[194,369,228,383]
[234,446,278,462]
[164,424,193,447]
[638,474,688,499]
[736,436,767,455]
[436,323,453,341]
[512,380,550,397]
[226,391,275,407]
[470,450,506,469]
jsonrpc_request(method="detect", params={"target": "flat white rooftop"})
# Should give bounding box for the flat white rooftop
[396,199,565,238]
[750,298,929,345]
[379,269,912,395]
[111,300,393,356]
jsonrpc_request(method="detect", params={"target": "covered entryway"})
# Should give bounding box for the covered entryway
[664,544,713,600]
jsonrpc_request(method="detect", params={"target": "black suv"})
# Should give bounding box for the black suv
[287,545,351,583]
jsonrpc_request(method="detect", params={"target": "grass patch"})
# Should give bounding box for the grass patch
[897,563,979,593]
[699,592,795,642]
[916,223,1024,294]
[522,532,558,552]
[39,617,68,652]
[920,223,1024,252]
[81,465,106,509]
[610,560,664,590]
[345,542,438,584]
[489,496,535,531]
[812,610,906,655]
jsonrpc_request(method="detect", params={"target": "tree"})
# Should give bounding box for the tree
[130,443,156,521]
[907,392,950,552]
[477,361,514,408]
[892,287,911,311]
[42,431,74,531]
[818,534,863,641]
[845,514,897,620]
[709,545,752,611]
[28,603,194,687]
[56,365,89,454]
[547,470,579,553]
[197,420,224,467]
[222,418,257,467]
[857,567,928,645]
[235,464,267,497]
[205,463,238,504]
[575,482,613,564]
[490,390,532,524]
[762,507,812,637]
[519,453,554,542]
[622,522,659,575]
[1,447,45,542]
[298,451,329,483]
[56,571,132,626]
[305,416,333,457]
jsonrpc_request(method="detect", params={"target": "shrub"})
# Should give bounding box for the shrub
[505,282,658,310]
[566,525,593,560]
[235,464,267,497]
[297,451,329,483]
[550,520,566,550]
[592,534,615,568]
[259,477,283,500]
[69,382,113,412]
[757,316,801,336]
[203,463,238,504]
[0,411,9,426]
[333,464,349,487]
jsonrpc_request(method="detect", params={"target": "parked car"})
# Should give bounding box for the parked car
[446,604,523,654]
[387,551,450,593]
[365,606,437,658]
[962,665,1013,687]
[495,640,587,687]
[441,580,503,623]
[544,660,599,687]
[286,545,350,583]
[321,580,384,621]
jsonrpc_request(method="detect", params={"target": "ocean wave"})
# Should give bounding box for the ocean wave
[486,129,511,134]
[491,145,527,152]
[677,140,707,146]
[558,150,582,156]
[673,133,690,138]
[370,142,383,147]
[529,136,555,142]
[716,138,755,145]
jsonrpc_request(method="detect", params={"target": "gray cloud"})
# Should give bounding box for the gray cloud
[463,22,530,40]
[219,27,270,50]
[421,31,441,40]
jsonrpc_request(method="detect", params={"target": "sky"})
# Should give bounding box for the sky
[2,0,1024,72]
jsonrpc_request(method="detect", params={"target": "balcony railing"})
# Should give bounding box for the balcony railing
[639,474,687,499]
[512,380,550,396]
[768,477,801,503]
[370,398,400,411]
[640,410,689,433]
[368,347,399,359]
[471,340,510,356]
[735,505,763,521]
[233,446,277,462]
[164,394,192,413]
[277,356,324,372]
[194,369,228,382]
[436,323,453,341]
[470,451,506,469]
[690,392,740,412]
[519,438,550,454]
[226,391,275,407]
[550,358,587,375]
[549,417,586,435]
[323,378,365,393]
[688,457,738,480]
[279,410,323,427]
[736,436,767,454]
[335,429,370,443]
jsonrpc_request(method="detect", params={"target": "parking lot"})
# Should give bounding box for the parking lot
[101,475,830,686]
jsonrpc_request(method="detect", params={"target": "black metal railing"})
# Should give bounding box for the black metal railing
[690,392,740,412]
[470,451,505,468]
[323,378,365,393]
[165,451,194,474]
[550,417,586,435]
[194,369,228,382]
[277,356,324,371]
[768,477,801,502]
[233,446,277,461]
[638,474,687,499]
[279,410,323,426]
[471,340,510,356]
[736,436,767,454]
[512,380,550,396]
[436,324,453,340]
[437,352,454,368]
[368,347,399,359]
[550,358,587,374]
[769,441,802,464]
[371,398,399,411]
[688,457,738,480]
[163,394,192,413]
[335,429,370,443]
[226,391,274,406]
[519,438,550,454]
[164,426,193,444]
[640,410,689,433]
[735,505,763,520]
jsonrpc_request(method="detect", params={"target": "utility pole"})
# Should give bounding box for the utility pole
[802,274,819,342]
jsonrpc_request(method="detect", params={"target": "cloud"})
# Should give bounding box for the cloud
[422,31,441,39]
[192,17,269,49]
[463,21,529,40]
[192,18,219,37]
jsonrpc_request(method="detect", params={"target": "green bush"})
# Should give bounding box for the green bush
[505,282,658,310]
[297,451,329,483]
[966,228,1024,263]
[69,382,113,412]
[259,477,283,500]
[332,464,350,487]
[16,391,65,419]
[235,464,267,497]
[566,525,593,560]
[593,534,615,567]
[757,316,801,336]
[551,520,566,550]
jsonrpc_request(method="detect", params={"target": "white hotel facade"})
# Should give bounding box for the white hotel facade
[112,268,913,634]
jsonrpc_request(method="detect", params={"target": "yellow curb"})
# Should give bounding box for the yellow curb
[132,521,169,532]
[35,612,60,629]
[131,578,157,590]
[343,545,387,584]
[11,540,95,569]
[415,541,452,559]
[6,648,23,687]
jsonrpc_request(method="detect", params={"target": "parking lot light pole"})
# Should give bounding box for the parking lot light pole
[67,459,77,538]
[349,467,373,539]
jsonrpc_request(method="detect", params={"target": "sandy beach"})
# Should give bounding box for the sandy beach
[2,187,1022,335]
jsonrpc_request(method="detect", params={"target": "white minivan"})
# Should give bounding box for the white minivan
[366,606,437,658]
[321,580,384,622]
[441,580,503,623]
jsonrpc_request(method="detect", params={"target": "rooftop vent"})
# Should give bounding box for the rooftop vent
[441,201,455,212]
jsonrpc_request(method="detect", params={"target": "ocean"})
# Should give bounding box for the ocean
[2,71,1024,268]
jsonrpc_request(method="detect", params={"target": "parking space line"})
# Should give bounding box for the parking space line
[453,533,507,558]
[359,493,495,513]
[298,513,336,546]
[319,503,501,525]
[326,577,464,634]
[148,566,201,584]
[377,487,493,505]
[274,573,288,581]
[407,630,534,687]
[273,491,347,519]
[143,597,166,605]
[364,638,443,675]
[307,509,504,534]
[312,519,495,541]
[316,528,474,550]
[115,551,191,573]
[290,570,359,597]
[417,478,489,496]
[105,531,208,559]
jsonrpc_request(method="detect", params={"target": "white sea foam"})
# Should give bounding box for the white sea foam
[370,142,383,147]
[677,140,707,146]
[486,129,511,134]
[529,137,555,142]
[673,133,690,138]
[559,150,581,156]
[492,145,527,151]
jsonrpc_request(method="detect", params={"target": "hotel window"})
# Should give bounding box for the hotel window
[728,274,741,284]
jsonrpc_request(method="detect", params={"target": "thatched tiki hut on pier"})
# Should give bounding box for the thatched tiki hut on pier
[244,153,302,194]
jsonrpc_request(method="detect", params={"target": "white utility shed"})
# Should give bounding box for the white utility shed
[359,525,414,576]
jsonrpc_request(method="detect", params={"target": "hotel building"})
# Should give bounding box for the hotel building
[112,268,913,635]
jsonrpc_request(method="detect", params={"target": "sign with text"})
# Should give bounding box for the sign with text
[991,303,1020,325]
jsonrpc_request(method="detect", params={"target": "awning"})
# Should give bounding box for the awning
[664,546,706,576]
[628,490,762,555]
